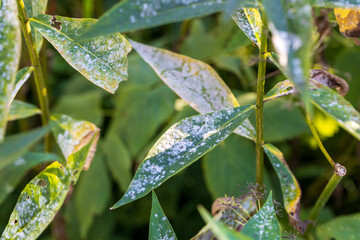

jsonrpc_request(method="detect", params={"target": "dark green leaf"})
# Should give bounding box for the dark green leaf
[112,105,255,208]
[8,100,41,121]
[316,213,360,240]
[149,191,177,240]
[11,67,34,103]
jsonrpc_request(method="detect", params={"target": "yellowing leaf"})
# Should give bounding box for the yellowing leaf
[30,14,132,93]
[334,8,360,39]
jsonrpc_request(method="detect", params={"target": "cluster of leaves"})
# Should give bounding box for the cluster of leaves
[1,0,360,239]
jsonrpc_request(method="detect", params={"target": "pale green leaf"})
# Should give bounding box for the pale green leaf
[198,205,254,240]
[316,213,360,240]
[0,152,59,206]
[263,144,301,220]
[112,105,255,208]
[10,67,34,103]
[8,100,41,121]
[263,0,313,102]
[232,8,262,47]
[264,80,295,103]
[0,125,52,170]
[149,191,177,240]
[311,0,360,8]
[0,0,21,141]
[130,39,255,140]
[242,192,281,240]
[79,0,260,40]
[30,14,132,93]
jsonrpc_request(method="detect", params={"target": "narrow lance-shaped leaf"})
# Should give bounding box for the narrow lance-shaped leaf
[149,191,177,240]
[0,152,59,206]
[311,0,360,8]
[0,125,52,170]
[112,105,255,208]
[7,100,41,121]
[231,8,262,48]
[30,14,132,94]
[0,0,21,141]
[130,39,256,140]
[198,205,254,240]
[263,0,313,103]
[242,192,281,240]
[78,0,260,40]
[264,80,295,102]
[10,67,34,104]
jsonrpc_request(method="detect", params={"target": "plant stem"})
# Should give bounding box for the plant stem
[306,113,336,168]
[305,164,346,236]
[255,13,268,187]
[16,0,51,151]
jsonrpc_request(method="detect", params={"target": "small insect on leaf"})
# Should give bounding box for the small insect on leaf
[334,8,360,45]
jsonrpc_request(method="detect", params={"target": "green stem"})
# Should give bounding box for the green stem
[255,13,268,187]
[306,113,336,168]
[16,0,51,151]
[83,0,94,18]
[305,164,346,236]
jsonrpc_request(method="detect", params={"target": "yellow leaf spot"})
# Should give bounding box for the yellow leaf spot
[334,8,360,38]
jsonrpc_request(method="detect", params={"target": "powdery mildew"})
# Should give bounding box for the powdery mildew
[30,14,132,94]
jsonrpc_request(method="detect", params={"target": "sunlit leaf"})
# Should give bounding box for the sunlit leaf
[0,0,21,141]
[130,39,256,140]
[316,213,360,240]
[312,0,360,8]
[242,192,281,239]
[8,100,41,121]
[112,105,255,208]
[0,152,59,206]
[264,80,295,102]
[51,114,99,170]
[0,125,52,170]
[232,8,262,47]
[198,205,254,240]
[79,0,260,40]
[30,14,132,93]
[263,144,301,223]
[24,0,48,52]
[263,0,313,103]
[149,191,177,240]
[10,67,34,103]
[334,8,360,45]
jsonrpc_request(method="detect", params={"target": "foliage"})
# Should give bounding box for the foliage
[1,0,360,239]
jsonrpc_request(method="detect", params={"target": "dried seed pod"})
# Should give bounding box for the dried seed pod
[310,69,349,96]
[334,8,360,42]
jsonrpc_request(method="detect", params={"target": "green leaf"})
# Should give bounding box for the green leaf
[203,135,255,198]
[242,192,281,239]
[264,80,295,103]
[75,151,111,239]
[311,0,360,8]
[0,152,59,206]
[149,191,177,240]
[24,0,48,52]
[309,85,360,141]
[112,105,255,208]
[130,39,256,140]
[30,14,132,94]
[232,8,262,48]
[0,125,52,170]
[198,205,254,240]
[8,100,41,121]
[0,162,71,240]
[263,144,301,220]
[316,213,360,240]
[79,0,260,40]
[263,0,313,103]
[11,67,34,103]
[0,0,21,141]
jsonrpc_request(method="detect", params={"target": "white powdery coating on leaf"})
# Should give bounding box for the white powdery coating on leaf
[232,8,262,47]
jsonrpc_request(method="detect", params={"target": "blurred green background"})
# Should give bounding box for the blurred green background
[1,1,360,239]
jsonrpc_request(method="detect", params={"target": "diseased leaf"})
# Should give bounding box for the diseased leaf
[312,0,360,8]
[316,213,360,240]
[10,67,34,103]
[30,14,132,93]
[0,0,21,141]
[51,114,99,171]
[0,152,59,206]
[8,100,41,121]
[264,80,295,103]
[24,0,48,52]
[263,0,313,102]
[130,39,256,140]
[112,105,255,208]
[79,0,260,40]
[197,205,254,240]
[232,8,262,47]
[0,125,52,170]
[149,191,177,240]
[242,192,281,240]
